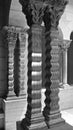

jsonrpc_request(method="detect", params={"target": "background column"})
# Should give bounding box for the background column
[62,40,71,87]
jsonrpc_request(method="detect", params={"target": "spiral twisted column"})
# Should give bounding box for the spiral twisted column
[43,0,68,128]
[3,26,17,99]
[19,0,48,130]
[3,26,27,99]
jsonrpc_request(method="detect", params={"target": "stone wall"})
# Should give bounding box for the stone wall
[0,30,8,98]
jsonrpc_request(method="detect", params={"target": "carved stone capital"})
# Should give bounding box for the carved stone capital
[59,40,71,52]
[43,0,68,29]
[19,0,46,26]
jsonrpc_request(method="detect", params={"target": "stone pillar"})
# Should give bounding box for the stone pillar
[60,40,71,87]
[3,26,27,99]
[63,49,67,85]
[17,0,47,130]
[3,26,17,99]
[43,0,68,128]
[3,26,27,130]
[59,47,63,86]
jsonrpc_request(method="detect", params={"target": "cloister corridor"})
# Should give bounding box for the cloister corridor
[0,0,73,130]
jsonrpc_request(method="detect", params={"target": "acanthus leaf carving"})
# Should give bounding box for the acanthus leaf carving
[30,1,45,25]
[43,0,68,29]
[19,0,46,26]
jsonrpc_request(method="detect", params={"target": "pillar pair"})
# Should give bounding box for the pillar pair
[3,26,27,99]
[18,0,68,130]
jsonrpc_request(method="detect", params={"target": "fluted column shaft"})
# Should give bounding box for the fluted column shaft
[19,0,48,130]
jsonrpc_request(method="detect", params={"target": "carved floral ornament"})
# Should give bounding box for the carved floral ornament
[59,40,71,51]
[19,0,46,26]
[19,0,68,27]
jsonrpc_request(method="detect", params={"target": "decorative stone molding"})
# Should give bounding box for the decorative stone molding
[19,0,46,26]
[59,40,71,51]
[43,0,68,29]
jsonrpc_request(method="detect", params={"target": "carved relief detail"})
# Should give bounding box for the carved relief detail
[19,0,46,26]
[43,0,68,29]
[19,0,69,129]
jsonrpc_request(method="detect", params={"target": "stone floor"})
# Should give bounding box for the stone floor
[61,108,73,126]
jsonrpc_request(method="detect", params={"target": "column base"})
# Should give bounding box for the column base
[17,114,47,130]
[6,91,26,100]
[6,90,18,100]
[46,117,65,128]
[17,121,47,130]
[6,95,26,100]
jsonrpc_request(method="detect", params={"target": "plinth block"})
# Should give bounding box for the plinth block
[17,120,48,130]
[3,96,27,130]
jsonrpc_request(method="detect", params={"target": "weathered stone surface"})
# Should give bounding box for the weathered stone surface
[19,1,47,130]
[2,26,27,98]
[43,0,68,128]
